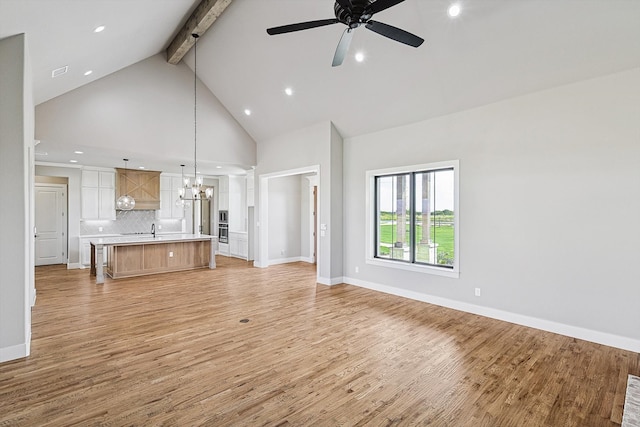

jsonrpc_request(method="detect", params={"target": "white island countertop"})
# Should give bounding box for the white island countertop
[89,234,217,246]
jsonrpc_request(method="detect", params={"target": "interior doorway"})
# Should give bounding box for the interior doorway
[34,184,67,266]
[199,197,211,235]
[258,165,320,281]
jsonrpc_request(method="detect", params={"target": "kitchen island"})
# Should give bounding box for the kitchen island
[90,234,217,284]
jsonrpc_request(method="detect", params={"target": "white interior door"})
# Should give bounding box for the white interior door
[35,185,67,266]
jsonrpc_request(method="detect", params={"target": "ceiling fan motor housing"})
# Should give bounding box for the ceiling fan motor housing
[335,0,374,28]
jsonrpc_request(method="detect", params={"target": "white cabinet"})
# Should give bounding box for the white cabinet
[229,232,248,259]
[81,169,115,220]
[246,170,254,207]
[229,176,246,231]
[218,176,229,211]
[80,237,110,266]
[157,174,184,219]
[217,242,229,256]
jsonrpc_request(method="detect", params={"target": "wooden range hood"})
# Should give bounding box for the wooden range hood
[115,168,161,210]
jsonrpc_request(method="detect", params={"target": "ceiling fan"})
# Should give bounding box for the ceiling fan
[266,0,424,67]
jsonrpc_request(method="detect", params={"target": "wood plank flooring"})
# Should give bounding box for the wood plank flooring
[1,257,638,426]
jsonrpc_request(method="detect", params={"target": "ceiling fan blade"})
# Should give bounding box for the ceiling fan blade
[332,28,354,67]
[366,0,406,15]
[267,18,339,35]
[365,20,424,47]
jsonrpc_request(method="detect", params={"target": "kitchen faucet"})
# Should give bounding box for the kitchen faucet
[151,223,155,238]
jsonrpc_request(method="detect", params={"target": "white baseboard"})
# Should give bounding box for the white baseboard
[343,276,640,353]
[0,342,29,363]
[317,276,344,286]
[268,256,304,266]
[31,290,36,307]
[67,263,84,270]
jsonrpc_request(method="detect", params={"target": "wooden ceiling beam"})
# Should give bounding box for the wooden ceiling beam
[166,0,233,65]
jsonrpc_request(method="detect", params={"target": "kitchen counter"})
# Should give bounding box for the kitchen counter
[90,234,217,284]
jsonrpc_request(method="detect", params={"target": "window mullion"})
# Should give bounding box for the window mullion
[409,173,416,263]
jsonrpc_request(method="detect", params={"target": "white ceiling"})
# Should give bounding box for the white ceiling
[2,0,640,173]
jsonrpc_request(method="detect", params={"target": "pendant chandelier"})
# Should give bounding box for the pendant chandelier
[116,158,135,210]
[178,33,213,204]
[175,164,191,208]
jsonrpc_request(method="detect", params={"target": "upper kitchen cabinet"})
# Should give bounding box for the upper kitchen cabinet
[229,176,247,232]
[218,176,229,211]
[115,169,161,210]
[246,170,254,207]
[157,174,184,219]
[81,169,116,220]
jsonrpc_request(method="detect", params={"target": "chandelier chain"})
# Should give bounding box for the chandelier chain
[193,33,198,181]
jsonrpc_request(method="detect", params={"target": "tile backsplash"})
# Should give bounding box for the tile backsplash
[81,210,183,235]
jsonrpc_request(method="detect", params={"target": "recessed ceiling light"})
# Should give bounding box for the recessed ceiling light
[284,87,293,96]
[84,70,93,76]
[355,52,365,62]
[94,25,105,33]
[216,166,222,169]
[244,109,252,116]
[74,151,83,154]
[448,3,461,17]
[51,66,68,78]
[69,160,78,163]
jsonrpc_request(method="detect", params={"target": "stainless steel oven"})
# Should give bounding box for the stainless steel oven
[218,223,228,243]
[218,210,228,243]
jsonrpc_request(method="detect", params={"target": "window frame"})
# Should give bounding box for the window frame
[366,160,460,279]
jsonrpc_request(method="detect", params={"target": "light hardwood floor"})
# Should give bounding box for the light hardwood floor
[1,257,638,426]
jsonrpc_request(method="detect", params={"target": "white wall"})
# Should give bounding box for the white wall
[0,34,34,362]
[300,176,311,261]
[35,54,256,170]
[343,68,640,351]
[34,165,82,266]
[256,121,343,284]
[330,125,343,279]
[267,175,302,262]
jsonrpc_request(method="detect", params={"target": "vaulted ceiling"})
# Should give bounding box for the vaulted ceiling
[2,0,640,172]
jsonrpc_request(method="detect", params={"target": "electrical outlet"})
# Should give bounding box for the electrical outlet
[474,288,481,297]
[98,227,103,232]
[158,224,162,230]
[169,251,174,257]
[355,266,359,273]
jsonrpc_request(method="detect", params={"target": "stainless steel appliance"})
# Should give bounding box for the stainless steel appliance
[218,210,228,243]
[218,223,228,243]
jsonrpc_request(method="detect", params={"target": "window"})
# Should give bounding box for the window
[367,161,459,278]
